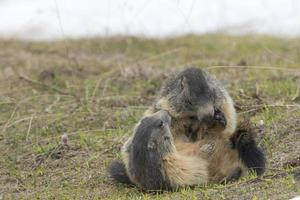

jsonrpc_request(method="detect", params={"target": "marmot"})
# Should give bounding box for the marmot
[144,67,265,178]
[109,110,209,191]
[144,67,236,142]
[108,67,265,189]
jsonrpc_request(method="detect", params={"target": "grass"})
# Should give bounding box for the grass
[0,34,299,199]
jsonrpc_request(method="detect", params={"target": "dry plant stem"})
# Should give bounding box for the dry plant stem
[207,65,300,72]
[19,75,78,99]
[25,116,33,142]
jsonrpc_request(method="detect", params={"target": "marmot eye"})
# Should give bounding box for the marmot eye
[164,136,170,141]
[158,120,164,127]
[189,116,197,120]
[214,108,221,114]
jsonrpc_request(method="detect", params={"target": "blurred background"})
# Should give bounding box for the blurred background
[1,0,300,40]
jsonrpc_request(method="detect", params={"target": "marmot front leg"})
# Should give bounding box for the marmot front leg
[219,167,242,184]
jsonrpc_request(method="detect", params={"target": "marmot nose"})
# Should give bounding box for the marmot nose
[155,110,171,124]
[214,110,227,127]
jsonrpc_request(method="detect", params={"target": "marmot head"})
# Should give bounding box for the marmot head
[159,67,227,129]
[132,110,174,156]
[129,110,174,190]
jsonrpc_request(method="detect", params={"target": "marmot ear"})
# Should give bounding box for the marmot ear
[180,76,187,89]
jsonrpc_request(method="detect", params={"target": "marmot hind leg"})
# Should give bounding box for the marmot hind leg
[231,124,266,176]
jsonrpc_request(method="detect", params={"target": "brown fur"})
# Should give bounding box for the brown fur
[143,94,246,183]
[174,133,247,183]
[162,152,208,188]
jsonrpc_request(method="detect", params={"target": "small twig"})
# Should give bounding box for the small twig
[91,78,102,102]
[101,78,111,97]
[292,86,300,101]
[45,95,61,112]
[206,65,300,72]
[238,103,300,114]
[262,45,295,64]
[26,116,33,142]
[19,75,78,99]
[1,105,18,134]
[1,94,66,132]
[238,108,263,114]
[91,69,120,102]
[238,104,300,109]
[138,47,183,64]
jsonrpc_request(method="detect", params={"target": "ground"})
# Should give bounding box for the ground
[0,35,299,199]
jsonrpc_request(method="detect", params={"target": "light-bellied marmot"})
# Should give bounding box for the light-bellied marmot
[144,67,265,177]
[108,110,258,190]
[144,67,236,142]
[109,110,209,191]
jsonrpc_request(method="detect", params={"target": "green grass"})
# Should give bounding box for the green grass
[0,34,299,199]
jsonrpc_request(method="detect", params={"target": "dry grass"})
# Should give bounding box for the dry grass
[0,34,299,199]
